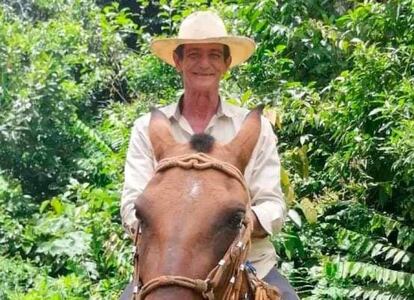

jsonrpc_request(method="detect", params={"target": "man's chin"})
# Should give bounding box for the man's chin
[186,80,219,91]
[193,84,218,92]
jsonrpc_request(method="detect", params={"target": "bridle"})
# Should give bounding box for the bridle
[131,152,255,300]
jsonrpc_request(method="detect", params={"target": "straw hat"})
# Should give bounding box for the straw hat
[150,11,256,68]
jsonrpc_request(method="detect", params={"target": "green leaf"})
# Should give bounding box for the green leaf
[389,270,397,285]
[39,200,50,213]
[385,248,398,261]
[371,243,384,257]
[240,90,252,105]
[392,250,406,265]
[275,44,286,53]
[368,107,383,117]
[300,198,317,224]
[50,198,64,215]
[350,262,361,277]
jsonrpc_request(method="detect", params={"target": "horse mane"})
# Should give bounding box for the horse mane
[190,134,215,153]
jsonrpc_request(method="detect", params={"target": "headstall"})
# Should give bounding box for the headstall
[131,152,280,300]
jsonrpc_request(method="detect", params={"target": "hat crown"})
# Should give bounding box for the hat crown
[178,11,228,39]
[150,10,255,68]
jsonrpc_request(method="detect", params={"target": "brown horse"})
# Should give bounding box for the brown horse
[131,108,280,300]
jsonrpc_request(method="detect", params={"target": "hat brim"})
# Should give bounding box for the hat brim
[150,36,256,68]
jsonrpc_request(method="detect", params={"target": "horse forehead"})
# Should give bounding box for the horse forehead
[145,168,246,207]
[184,176,224,201]
[186,177,202,200]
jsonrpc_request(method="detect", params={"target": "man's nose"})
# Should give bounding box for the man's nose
[198,53,211,68]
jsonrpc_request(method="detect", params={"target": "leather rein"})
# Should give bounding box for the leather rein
[131,152,255,300]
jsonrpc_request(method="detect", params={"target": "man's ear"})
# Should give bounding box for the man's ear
[225,55,232,69]
[173,51,182,72]
[148,108,178,161]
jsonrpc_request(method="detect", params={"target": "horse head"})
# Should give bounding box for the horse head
[134,108,262,300]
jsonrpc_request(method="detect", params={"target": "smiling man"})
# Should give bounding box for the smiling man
[120,11,299,300]
[173,43,232,134]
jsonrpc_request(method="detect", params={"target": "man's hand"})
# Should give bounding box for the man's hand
[250,210,268,238]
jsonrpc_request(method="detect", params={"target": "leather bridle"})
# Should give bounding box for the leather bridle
[131,152,254,300]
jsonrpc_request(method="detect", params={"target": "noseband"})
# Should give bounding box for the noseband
[131,152,255,300]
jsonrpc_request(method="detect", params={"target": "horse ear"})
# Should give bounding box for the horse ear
[225,106,263,172]
[149,108,177,161]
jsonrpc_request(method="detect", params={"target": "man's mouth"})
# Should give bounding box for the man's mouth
[193,72,214,76]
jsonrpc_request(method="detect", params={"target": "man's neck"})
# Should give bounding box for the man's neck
[181,90,220,133]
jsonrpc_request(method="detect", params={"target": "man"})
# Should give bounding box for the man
[121,11,298,299]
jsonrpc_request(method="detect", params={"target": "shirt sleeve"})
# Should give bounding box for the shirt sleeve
[120,117,154,237]
[246,117,287,236]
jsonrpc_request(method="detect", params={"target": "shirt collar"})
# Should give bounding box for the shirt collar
[161,95,235,121]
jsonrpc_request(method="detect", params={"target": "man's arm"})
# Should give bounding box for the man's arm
[246,117,287,238]
[121,117,154,238]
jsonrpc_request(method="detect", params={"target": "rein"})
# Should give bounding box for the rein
[131,153,280,300]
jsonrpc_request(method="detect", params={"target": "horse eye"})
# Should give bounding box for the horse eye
[227,212,245,230]
[134,206,148,227]
[135,207,141,220]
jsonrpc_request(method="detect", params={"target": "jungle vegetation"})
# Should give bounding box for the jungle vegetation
[0,0,413,299]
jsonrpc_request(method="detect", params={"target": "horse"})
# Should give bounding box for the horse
[130,107,281,300]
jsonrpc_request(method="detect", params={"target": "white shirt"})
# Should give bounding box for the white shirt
[121,99,287,278]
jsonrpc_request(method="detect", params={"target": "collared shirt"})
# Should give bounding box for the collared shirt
[121,99,287,278]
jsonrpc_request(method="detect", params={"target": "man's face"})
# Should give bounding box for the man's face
[173,43,231,92]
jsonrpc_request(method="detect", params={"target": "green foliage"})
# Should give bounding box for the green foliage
[0,256,45,299]
[337,227,413,269]
[1,0,414,299]
[0,0,143,199]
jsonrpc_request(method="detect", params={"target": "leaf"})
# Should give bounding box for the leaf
[274,44,286,53]
[384,219,397,237]
[324,260,337,278]
[385,248,398,261]
[392,250,406,265]
[240,90,252,105]
[39,200,50,213]
[401,254,410,266]
[358,239,374,256]
[381,268,391,283]
[369,290,379,300]
[350,37,363,44]
[280,167,290,186]
[388,270,397,285]
[38,231,91,258]
[300,198,317,224]
[371,243,384,257]
[288,209,302,228]
[397,272,406,288]
[280,168,295,206]
[283,235,300,260]
[341,261,352,278]
[350,262,361,277]
[50,198,63,215]
[368,107,383,117]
